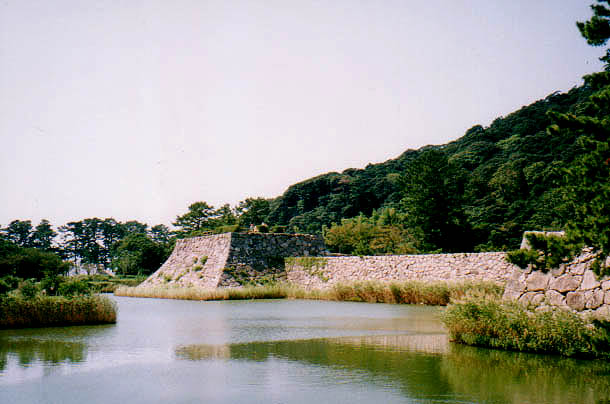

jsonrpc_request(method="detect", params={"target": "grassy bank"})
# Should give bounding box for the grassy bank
[0,295,117,329]
[115,280,503,305]
[441,298,610,359]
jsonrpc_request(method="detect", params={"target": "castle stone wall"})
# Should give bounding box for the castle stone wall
[140,233,325,289]
[285,252,517,289]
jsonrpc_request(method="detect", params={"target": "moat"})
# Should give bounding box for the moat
[1,296,609,403]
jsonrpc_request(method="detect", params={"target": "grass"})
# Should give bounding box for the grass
[0,294,117,329]
[441,298,610,359]
[115,280,503,305]
[72,274,147,293]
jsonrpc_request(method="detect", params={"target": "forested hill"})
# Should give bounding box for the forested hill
[266,84,593,251]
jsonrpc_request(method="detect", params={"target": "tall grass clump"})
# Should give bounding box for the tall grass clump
[0,295,117,329]
[115,284,299,301]
[442,298,610,359]
[325,280,502,305]
[116,280,502,306]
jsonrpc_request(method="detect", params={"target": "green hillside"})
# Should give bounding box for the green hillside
[267,85,594,251]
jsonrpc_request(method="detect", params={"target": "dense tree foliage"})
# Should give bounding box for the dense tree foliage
[323,209,415,255]
[0,239,69,281]
[111,233,171,276]
[508,1,610,277]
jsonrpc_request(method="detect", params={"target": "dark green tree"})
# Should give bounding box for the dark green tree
[508,1,610,277]
[31,219,57,251]
[111,233,170,275]
[2,220,33,247]
[401,150,471,252]
[173,201,215,234]
[150,224,171,243]
[122,220,148,235]
[236,198,271,227]
[0,239,69,280]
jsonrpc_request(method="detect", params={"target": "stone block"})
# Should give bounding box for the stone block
[545,290,565,307]
[503,288,523,301]
[549,274,581,293]
[594,305,610,318]
[605,291,610,305]
[569,263,586,275]
[581,270,601,291]
[526,271,550,291]
[602,280,610,291]
[566,292,585,311]
[586,290,605,309]
[519,292,538,305]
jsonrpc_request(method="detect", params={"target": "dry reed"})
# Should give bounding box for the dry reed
[115,280,502,305]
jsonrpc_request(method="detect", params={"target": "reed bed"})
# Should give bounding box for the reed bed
[115,280,502,305]
[441,298,610,359]
[0,295,117,329]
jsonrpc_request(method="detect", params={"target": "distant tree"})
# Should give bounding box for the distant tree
[2,220,33,247]
[401,150,471,252]
[173,201,216,235]
[213,204,237,226]
[122,220,148,235]
[0,239,69,280]
[31,219,57,251]
[111,233,170,276]
[236,198,271,227]
[150,224,171,243]
[324,212,416,256]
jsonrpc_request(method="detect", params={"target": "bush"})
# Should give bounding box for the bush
[0,295,117,328]
[18,280,39,299]
[57,278,91,297]
[442,298,610,358]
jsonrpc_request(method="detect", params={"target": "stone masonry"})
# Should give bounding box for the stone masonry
[502,250,610,317]
[140,233,326,289]
[140,232,609,316]
[285,252,517,289]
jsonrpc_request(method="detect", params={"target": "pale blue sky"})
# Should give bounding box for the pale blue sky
[0,0,604,228]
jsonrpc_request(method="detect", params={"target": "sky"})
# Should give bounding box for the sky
[0,0,605,229]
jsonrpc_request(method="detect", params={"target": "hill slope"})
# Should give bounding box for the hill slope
[266,85,593,251]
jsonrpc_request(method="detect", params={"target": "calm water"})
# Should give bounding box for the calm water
[1,296,609,404]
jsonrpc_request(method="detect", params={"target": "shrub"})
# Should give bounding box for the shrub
[57,278,91,297]
[18,280,39,299]
[442,298,610,358]
[0,295,117,328]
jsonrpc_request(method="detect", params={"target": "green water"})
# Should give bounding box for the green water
[1,296,608,403]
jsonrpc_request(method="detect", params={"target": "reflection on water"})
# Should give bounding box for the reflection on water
[0,297,609,404]
[442,345,610,404]
[0,338,87,369]
[177,334,610,404]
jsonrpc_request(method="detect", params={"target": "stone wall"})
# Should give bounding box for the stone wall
[140,231,609,317]
[502,250,610,317]
[140,233,326,289]
[285,252,518,289]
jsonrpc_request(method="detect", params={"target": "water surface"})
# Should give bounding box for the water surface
[1,296,608,403]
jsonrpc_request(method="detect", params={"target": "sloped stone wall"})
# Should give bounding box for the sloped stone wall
[502,250,610,317]
[219,233,326,287]
[140,233,326,289]
[286,252,518,289]
[141,233,232,289]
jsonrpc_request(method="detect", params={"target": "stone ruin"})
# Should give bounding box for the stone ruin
[140,232,326,289]
[140,231,610,316]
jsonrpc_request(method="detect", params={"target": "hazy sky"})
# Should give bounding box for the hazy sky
[0,0,604,228]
